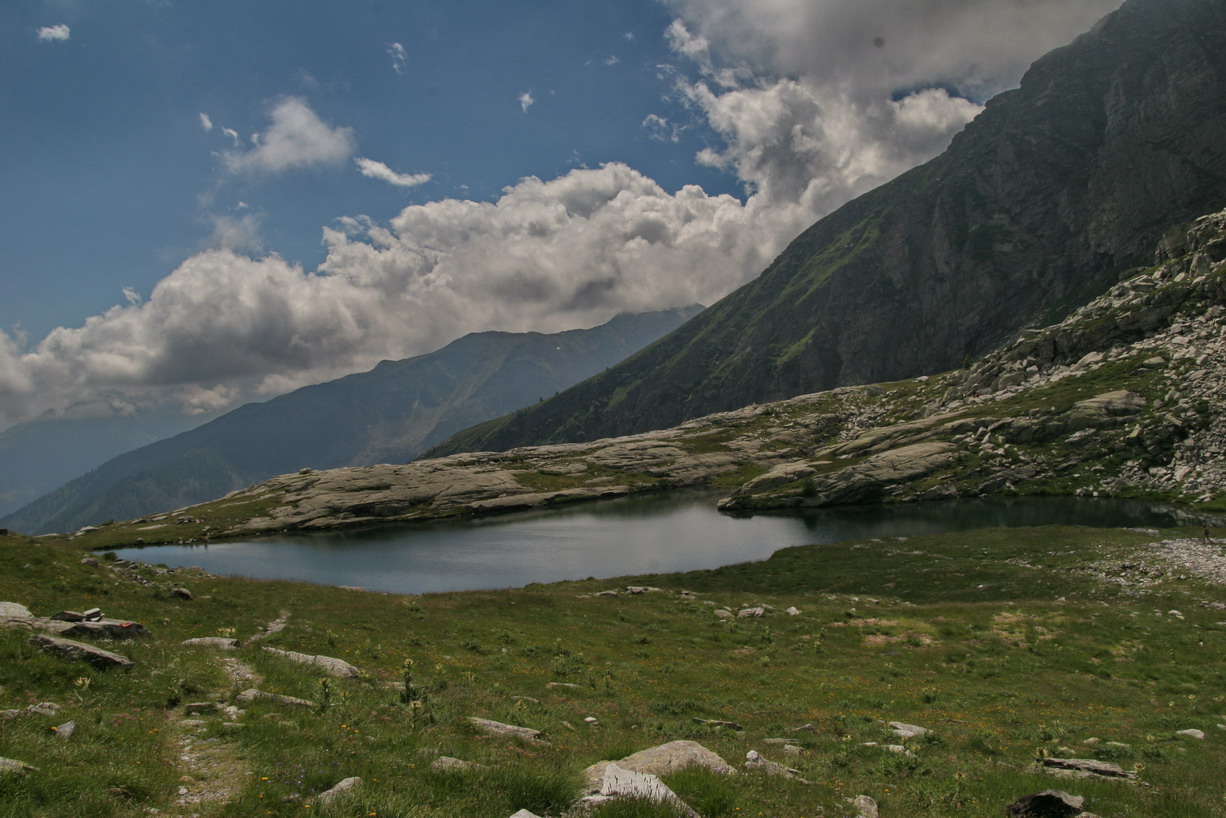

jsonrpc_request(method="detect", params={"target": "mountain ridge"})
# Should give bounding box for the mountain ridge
[1,307,700,534]
[428,0,1226,457]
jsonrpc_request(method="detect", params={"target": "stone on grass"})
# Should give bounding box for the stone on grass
[50,611,86,622]
[0,602,32,619]
[29,634,133,670]
[171,587,193,600]
[744,750,807,782]
[181,637,239,650]
[1035,758,1139,783]
[693,717,742,730]
[1005,789,1085,817]
[849,794,879,818]
[582,740,734,792]
[714,609,734,620]
[54,720,75,739]
[183,702,219,715]
[786,606,801,616]
[262,646,360,678]
[316,776,362,805]
[0,757,36,775]
[468,717,543,743]
[577,763,697,817]
[889,721,929,739]
[27,702,60,716]
[738,607,766,618]
[430,756,487,772]
[508,811,543,818]
[1176,729,1205,739]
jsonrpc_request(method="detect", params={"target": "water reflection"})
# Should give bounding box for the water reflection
[114,492,1198,595]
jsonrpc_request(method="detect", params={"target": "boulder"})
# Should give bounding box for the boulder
[29,634,133,670]
[889,721,929,739]
[582,740,734,792]
[1005,789,1085,817]
[262,647,361,678]
[0,602,32,619]
[849,794,879,818]
[54,721,76,739]
[316,776,362,805]
[586,763,697,816]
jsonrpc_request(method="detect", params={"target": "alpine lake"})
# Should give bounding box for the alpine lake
[112,492,1206,595]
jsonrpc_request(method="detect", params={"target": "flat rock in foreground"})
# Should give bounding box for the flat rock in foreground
[28,634,134,670]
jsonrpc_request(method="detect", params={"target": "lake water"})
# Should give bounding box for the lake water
[111,492,1201,595]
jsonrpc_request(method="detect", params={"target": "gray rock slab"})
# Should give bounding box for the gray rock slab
[317,776,362,805]
[430,756,487,773]
[0,757,36,775]
[849,794,879,818]
[595,763,697,816]
[1036,758,1139,782]
[0,602,31,619]
[262,646,361,678]
[583,740,734,792]
[54,720,76,739]
[181,637,239,649]
[29,634,133,670]
[468,717,543,743]
[888,721,929,739]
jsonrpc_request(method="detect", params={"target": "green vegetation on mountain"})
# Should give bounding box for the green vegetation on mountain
[429,0,1226,457]
[0,307,700,536]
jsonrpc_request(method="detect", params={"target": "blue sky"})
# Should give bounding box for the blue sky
[0,0,1122,431]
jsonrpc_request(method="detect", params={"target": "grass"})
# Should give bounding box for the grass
[2,521,1226,816]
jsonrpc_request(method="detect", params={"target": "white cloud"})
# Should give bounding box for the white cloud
[224,97,356,174]
[604,55,620,66]
[36,24,70,42]
[0,1,1130,432]
[198,112,213,132]
[122,287,143,307]
[0,164,793,429]
[354,157,432,189]
[220,126,241,147]
[388,42,407,74]
[642,114,684,143]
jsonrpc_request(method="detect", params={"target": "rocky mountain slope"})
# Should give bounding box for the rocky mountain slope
[2,307,699,535]
[429,0,1226,457]
[79,208,1225,546]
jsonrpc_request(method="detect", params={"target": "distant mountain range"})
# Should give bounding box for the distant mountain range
[428,0,1226,457]
[2,306,700,534]
[0,409,212,519]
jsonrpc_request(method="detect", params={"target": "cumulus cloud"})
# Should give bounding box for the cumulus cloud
[657,0,1122,216]
[388,42,407,74]
[0,1,1129,431]
[36,24,71,42]
[354,157,432,189]
[0,164,793,429]
[199,112,214,132]
[224,97,355,174]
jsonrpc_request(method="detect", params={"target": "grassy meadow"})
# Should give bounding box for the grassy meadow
[1,522,1225,817]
